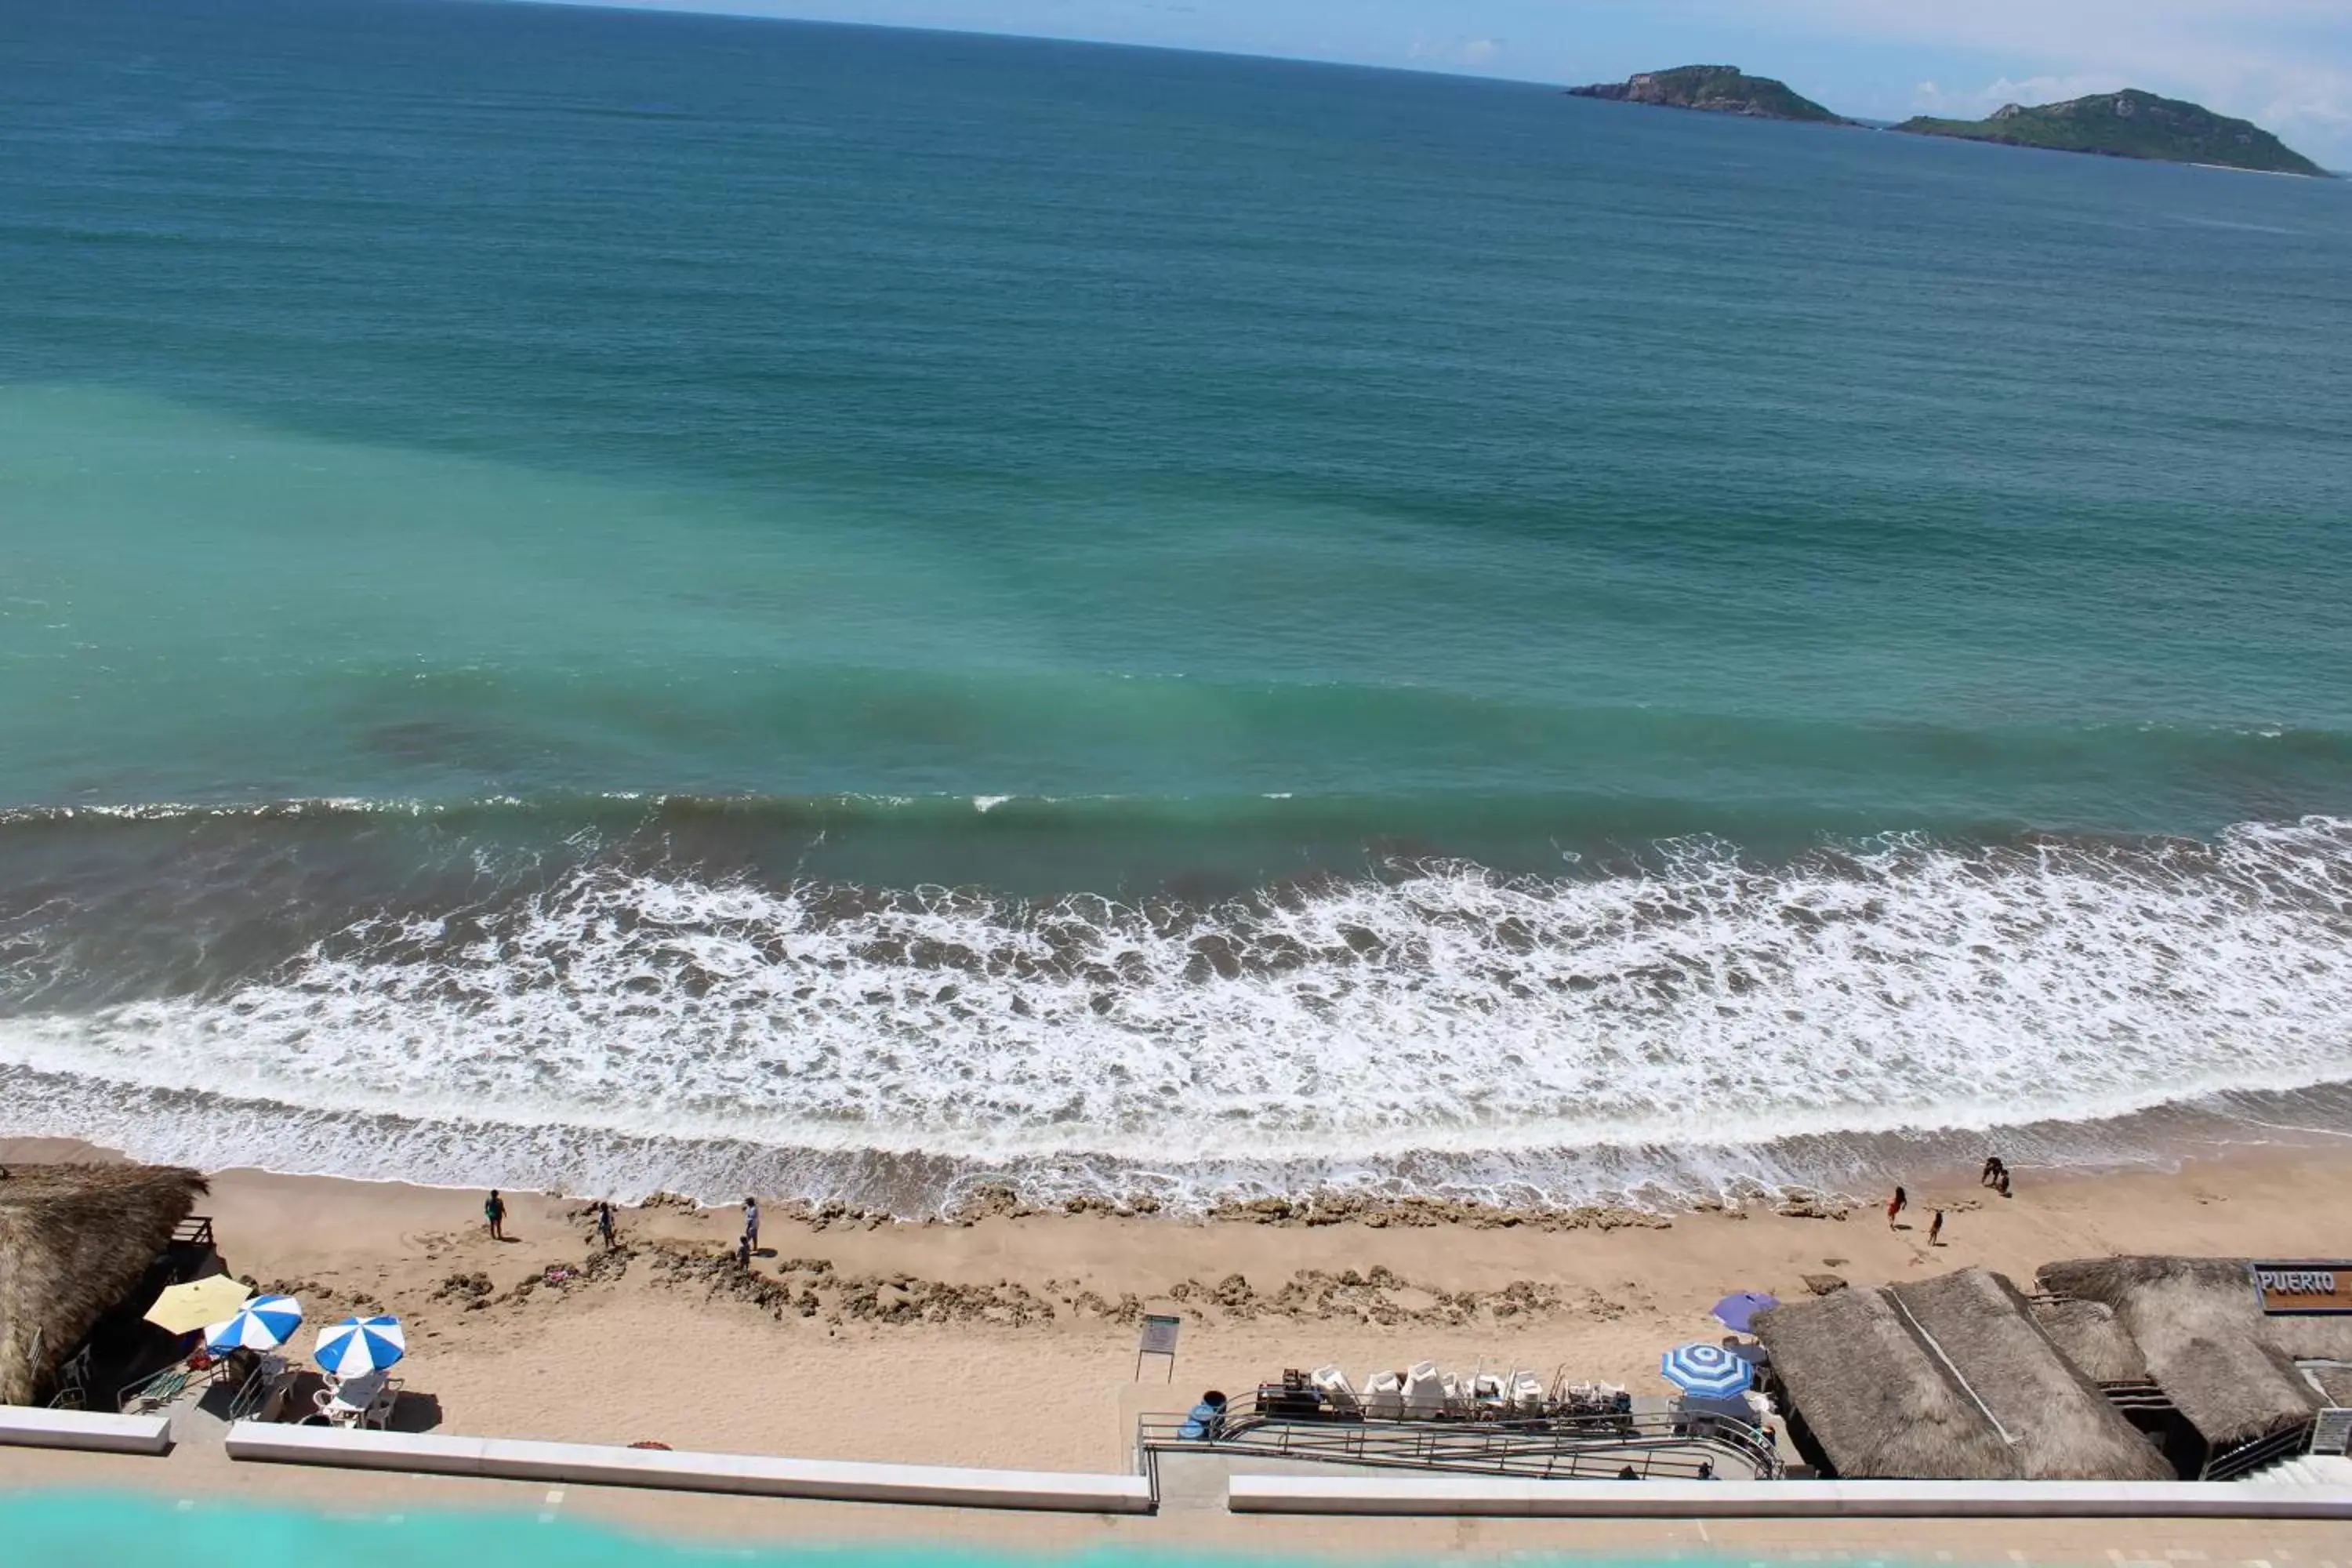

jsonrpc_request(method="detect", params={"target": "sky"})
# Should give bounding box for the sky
[559,0,2352,167]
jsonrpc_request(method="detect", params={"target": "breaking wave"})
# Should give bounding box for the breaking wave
[3,808,2351,1205]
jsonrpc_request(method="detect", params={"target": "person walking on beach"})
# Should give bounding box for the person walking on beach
[1928,1208,1944,1247]
[1886,1185,1907,1229]
[596,1200,615,1250]
[742,1196,760,1255]
[485,1189,506,1241]
[1997,1167,2013,1199]
[1980,1156,2005,1188]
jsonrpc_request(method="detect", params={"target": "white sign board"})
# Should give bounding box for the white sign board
[1135,1313,1181,1381]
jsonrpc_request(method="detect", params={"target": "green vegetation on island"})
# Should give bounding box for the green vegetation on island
[1567,65,1848,125]
[1895,89,2329,176]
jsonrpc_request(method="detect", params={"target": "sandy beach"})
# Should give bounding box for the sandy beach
[7,1135,2346,1473]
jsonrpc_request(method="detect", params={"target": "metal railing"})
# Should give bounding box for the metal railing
[2094,1379,2176,1412]
[226,1356,295,1421]
[1138,1396,1780,1486]
[2202,1417,2316,1482]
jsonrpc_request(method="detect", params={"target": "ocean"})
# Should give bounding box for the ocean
[5,0,2351,1209]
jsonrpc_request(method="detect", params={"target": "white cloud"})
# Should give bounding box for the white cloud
[1775,0,2352,162]
[1407,32,1507,70]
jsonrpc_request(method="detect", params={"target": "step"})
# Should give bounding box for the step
[2241,1455,2352,1489]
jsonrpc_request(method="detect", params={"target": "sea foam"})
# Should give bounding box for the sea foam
[2,817,2350,1207]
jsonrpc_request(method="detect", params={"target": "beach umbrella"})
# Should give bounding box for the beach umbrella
[143,1276,252,1335]
[1710,1291,1780,1332]
[1661,1341,1754,1399]
[205,1294,303,1354]
[314,1315,406,1377]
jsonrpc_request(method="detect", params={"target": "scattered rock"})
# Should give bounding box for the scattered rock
[1802,1272,1849,1297]
[432,1271,494,1305]
[1205,1192,1670,1231]
[1774,1190,1853,1221]
[946,1183,1034,1224]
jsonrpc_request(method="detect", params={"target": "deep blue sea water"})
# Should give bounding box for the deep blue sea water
[3,0,2350,1204]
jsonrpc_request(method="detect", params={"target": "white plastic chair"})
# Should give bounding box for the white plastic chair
[1402,1361,1445,1419]
[1310,1365,1359,1414]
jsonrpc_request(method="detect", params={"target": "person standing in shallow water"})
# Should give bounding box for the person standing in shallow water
[742,1196,760,1255]
[485,1189,506,1241]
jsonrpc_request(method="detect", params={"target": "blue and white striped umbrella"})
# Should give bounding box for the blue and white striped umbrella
[314,1315,406,1377]
[206,1294,303,1354]
[1661,1341,1753,1399]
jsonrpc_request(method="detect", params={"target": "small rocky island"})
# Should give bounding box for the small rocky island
[1896,89,2328,176]
[1568,64,1848,125]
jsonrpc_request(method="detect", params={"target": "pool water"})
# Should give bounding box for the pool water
[0,1490,1915,1568]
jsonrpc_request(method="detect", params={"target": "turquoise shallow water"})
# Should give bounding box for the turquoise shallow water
[9,1492,1500,1568]
[0,1491,1922,1568]
[2,0,2350,1204]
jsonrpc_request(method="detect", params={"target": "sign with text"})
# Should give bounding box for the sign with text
[1134,1312,1181,1381]
[2249,1261,2352,1316]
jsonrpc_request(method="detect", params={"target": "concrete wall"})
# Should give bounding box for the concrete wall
[1229,1475,2352,1519]
[223,1423,1153,1513]
[0,1406,173,1455]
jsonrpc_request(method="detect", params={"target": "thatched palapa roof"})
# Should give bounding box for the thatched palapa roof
[1756,1267,2170,1480]
[0,1163,209,1406]
[2038,1256,2350,1451]
[2030,1297,2148,1385]
[1887,1269,2171,1479]
[1754,1278,2015,1479]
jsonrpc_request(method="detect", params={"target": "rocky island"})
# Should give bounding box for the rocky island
[1895,89,2328,176]
[1568,64,1848,125]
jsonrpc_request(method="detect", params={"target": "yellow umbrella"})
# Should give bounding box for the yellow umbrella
[143,1276,252,1335]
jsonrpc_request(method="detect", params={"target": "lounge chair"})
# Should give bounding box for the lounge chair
[1362,1370,1405,1419]
[118,1365,192,1416]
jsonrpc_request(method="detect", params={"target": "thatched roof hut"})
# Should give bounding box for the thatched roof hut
[1887,1269,2171,1479]
[1754,1279,2015,1479]
[0,1163,209,1406]
[2030,1297,2148,1385]
[2038,1257,2352,1453]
